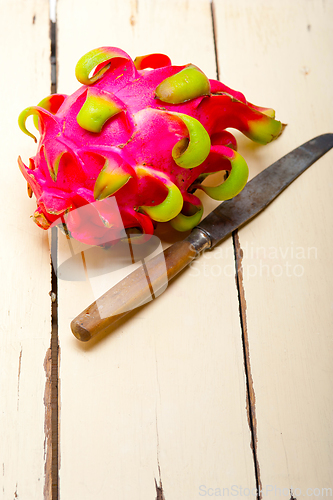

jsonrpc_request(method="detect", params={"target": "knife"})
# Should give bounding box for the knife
[71,133,333,341]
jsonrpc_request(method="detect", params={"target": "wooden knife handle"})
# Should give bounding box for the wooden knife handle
[71,228,211,341]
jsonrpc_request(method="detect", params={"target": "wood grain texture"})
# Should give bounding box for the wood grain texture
[214,0,333,496]
[5,1,330,498]
[0,1,52,498]
[56,0,256,498]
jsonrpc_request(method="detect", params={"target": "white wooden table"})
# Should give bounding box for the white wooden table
[1,1,332,499]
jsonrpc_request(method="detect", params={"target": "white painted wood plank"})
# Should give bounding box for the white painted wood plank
[56,0,256,497]
[0,1,52,498]
[214,0,333,496]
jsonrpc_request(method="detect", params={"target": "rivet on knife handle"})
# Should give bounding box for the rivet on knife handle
[71,228,211,341]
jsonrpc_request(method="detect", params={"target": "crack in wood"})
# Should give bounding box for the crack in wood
[210,0,220,81]
[43,348,52,500]
[210,3,261,495]
[17,347,22,411]
[233,231,262,500]
[155,477,165,500]
[155,365,165,500]
[155,413,165,500]
[290,490,297,500]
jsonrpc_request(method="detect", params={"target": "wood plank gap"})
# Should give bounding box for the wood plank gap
[210,0,220,81]
[50,226,59,500]
[50,19,57,95]
[44,347,52,499]
[50,10,60,498]
[211,3,259,493]
[232,230,262,500]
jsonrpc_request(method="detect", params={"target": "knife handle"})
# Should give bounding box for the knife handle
[71,228,211,341]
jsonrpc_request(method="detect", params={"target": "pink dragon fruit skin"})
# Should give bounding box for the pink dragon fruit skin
[18,47,283,245]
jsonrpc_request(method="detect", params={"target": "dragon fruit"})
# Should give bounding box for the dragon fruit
[18,47,283,245]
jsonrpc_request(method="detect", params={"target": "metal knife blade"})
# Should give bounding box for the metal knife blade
[197,133,333,247]
[71,133,333,341]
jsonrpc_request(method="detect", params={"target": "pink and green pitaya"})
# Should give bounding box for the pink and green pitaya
[18,47,282,245]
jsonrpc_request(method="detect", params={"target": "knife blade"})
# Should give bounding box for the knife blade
[71,133,333,341]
